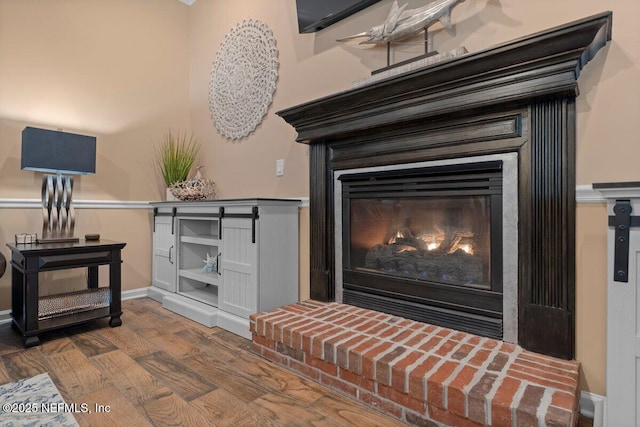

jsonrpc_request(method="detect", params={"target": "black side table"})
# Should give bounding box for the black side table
[6,240,126,347]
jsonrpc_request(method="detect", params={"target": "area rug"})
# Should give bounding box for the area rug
[0,372,79,427]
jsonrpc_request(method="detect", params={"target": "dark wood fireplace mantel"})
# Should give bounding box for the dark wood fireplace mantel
[277,12,612,359]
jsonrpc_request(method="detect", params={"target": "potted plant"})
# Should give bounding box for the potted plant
[155,130,200,200]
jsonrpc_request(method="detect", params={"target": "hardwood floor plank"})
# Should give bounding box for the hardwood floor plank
[0,323,26,356]
[174,328,241,362]
[48,348,111,399]
[250,392,327,426]
[97,325,159,359]
[0,360,11,384]
[138,327,202,360]
[91,350,172,406]
[231,350,326,404]
[78,385,154,427]
[135,350,217,402]
[141,392,215,427]
[1,347,51,381]
[312,393,408,427]
[191,388,254,427]
[70,330,119,357]
[185,352,271,403]
[38,336,77,356]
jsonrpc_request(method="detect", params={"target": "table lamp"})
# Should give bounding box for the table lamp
[21,127,96,243]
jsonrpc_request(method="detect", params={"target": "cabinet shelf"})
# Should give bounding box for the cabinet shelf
[179,287,218,307]
[180,235,220,246]
[179,268,219,286]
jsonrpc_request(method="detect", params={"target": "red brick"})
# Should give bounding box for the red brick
[389,328,415,343]
[378,325,402,338]
[487,352,509,372]
[451,343,475,360]
[320,374,357,398]
[507,369,576,393]
[518,352,580,373]
[275,342,304,361]
[280,318,310,347]
[509,363,578,387]
[550,390,576,412]
[302,324,334,354]
[271,314,304,343]
[310,327,345,360]
[451,332,468,341]
[499,342,517,353]
[467,372,497,423]
[434,339,459,358]
[491,377,521,427]
[428,404,483,427]
[348,337,381,375]
[336,335,369,370]
[339,368,375,392]
[481,339,500,350]
[376,346,406,386]
[447,365,478,416]
[290,320,324,350]
[408,355,440,400]
[261,347,289,366]
[417,335,445,353]
[545,406,575,426]
[306,356,337,376]
[359,390,403,419]
[404,331,431,347]
[468,349,491,367]
[289,358,320,380]
[361,341,394,380]
[515,384,545,426]
[323,331,356,364]
[252,333,275,350]
[391,351,423,392]
[378,384,425,413]
[426,360,459,408]
[513,358,578,379]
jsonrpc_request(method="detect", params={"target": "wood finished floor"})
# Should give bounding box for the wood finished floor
[0,298,595,427]
[0,298,406,427]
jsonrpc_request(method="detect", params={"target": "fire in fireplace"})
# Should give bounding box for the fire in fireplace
[353,195,491,288]
[338,160,506,339]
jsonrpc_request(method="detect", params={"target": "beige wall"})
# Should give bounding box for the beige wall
[0,0,191,303]
[1,0,637,397]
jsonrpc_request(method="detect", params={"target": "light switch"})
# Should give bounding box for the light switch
[276,159,284,176]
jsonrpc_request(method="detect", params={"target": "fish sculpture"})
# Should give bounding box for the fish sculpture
[338,0,466,45]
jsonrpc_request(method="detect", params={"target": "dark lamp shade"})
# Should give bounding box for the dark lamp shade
[21,127,96,175]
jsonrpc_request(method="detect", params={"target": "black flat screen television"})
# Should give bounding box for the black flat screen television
[296,0,383,33]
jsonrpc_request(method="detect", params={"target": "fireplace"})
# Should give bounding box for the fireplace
[336,155,519,342]
[278,12,612,359]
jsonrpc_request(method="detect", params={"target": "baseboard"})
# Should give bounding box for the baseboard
[580,391,605,427]
[0,287,151,325]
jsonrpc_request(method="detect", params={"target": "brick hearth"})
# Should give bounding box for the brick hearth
[250,300,580,426]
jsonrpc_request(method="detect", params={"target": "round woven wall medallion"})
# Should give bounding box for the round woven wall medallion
[209,19,279,140]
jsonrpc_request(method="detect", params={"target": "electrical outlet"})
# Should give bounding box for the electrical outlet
[276,159,284,177]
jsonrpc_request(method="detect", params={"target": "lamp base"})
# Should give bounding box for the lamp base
[37,237,80,244]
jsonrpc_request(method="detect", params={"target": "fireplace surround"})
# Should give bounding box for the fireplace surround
[278,12,612,359]
[335,153,519,344]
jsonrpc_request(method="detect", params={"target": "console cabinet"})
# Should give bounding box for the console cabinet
[149,199,299,339]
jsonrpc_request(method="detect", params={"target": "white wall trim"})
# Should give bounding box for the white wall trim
[580,391,605,427]
[0,287,151,325]
[576,184,605,203]
[0,198,311,209]
[0,199,153,209]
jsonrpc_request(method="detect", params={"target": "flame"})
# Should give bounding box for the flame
[459,244,472,254]
[427,242,438,251]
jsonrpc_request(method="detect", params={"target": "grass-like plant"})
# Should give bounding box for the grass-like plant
[156,130,200,187]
